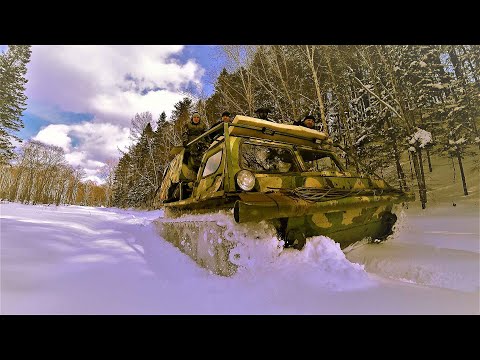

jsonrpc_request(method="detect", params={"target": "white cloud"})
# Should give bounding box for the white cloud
[90,89,186,124]
[33,124,72,151]
[25,45,207,184]
[84,168,100,176]
[32,121,131,182]
[86,159,106,168]
[64,151,86,167]
[69,121,131,160]
[26,45,203,126]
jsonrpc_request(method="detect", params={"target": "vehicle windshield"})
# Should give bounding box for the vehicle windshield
[298,149,345,172]
[240,142,299,173]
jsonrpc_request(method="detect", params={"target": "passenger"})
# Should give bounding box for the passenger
[182,112,207,146]
[182,112,208,171]
[294,115,316,129]
[208,111,232,141]
[254,107,273,121]
[219,111,232,124]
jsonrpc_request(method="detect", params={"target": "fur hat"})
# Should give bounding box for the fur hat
[192,112,201,118]
[255,107,271,114]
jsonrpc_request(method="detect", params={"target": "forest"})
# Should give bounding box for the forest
[1,45,478,209]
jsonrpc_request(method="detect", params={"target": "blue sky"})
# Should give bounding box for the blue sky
[176,45,225,96]
[6,45,226,183]
[20,45,224,142]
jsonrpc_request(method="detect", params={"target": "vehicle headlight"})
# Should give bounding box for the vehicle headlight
[236,170,255,191]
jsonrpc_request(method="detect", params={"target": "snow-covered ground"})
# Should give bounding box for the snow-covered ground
[1,199,478,314]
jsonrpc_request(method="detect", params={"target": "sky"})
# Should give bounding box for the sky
[1,195,478,314]
[3,45,226,183]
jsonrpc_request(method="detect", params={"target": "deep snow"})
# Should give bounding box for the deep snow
[1,200,478,314]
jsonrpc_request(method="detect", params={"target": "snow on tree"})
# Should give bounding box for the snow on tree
[409,128,433,148]
[0,45,32,165]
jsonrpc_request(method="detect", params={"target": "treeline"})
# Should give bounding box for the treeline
[0,140,108,206]
[1,45,478,209]
[111,102,195,208]
[0,46,107,207]
[113,45,479,209]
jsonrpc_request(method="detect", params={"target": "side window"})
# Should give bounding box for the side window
[202,150,223,178]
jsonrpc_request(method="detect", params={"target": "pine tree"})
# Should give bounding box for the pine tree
[171,97,194,123]
[0,45,32,164]
[111,153,132,207]
[171,97,194,146]
[156,111,167,130]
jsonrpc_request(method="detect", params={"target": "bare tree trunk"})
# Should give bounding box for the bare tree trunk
[449,47,480,140]
[408,151,414,180]
[409,148,427,207]
[270,46,298,119]
[419,112,433,173]
[325,46,357,171]
[451,156,456,182]
[356,47,407,190]
[304,45,328,134]
[0,166,13,199]
[441,48,480,148]
[411,149,427,208]
[426,149,433,172]
[456,149,469,195]
[248,46,287,117]
[418,148,427,202]
[379,45,427,208]
[393,145,407,190]
[9,170,22,201]
[222,46,256,116]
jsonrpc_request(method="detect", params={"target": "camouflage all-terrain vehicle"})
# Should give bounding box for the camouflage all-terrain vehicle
[154,115,414,276]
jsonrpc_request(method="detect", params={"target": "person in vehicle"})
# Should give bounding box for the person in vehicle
[182,112,207,145]
[293,115,316,129]
[254,107,272,121]
[207,111,232,141]
[182,112,208,172]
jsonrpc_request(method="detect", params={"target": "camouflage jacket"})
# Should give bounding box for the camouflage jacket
[182,121,207,145]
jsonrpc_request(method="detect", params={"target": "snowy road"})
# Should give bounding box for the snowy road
[345,202,479,293]
[1,202,478,314]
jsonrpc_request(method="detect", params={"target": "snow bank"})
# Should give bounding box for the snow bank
[153,210,373,291]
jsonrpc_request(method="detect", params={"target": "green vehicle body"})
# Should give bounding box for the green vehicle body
[155,115,414,275]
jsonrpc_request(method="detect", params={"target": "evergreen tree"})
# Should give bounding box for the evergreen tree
[156,111,167,130]
[0,45,32,164]
[171,97,194,123]
[171,97,194,146]
[111,153,132,207]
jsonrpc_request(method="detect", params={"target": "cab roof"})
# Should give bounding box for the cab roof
[228,115,332,149]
